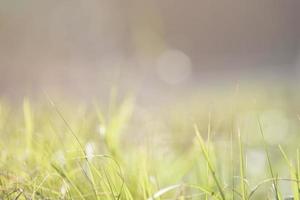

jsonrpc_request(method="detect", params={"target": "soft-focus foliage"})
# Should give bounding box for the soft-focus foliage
[0,90,300,199]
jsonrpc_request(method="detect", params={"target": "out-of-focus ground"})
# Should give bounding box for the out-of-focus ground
[1,0,300,105]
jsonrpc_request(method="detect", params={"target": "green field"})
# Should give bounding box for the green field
[1,88,300,199]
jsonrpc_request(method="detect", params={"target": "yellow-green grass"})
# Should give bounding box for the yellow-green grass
[0,89,300,199]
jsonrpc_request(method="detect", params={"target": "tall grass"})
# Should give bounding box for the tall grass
[0,92,299,199]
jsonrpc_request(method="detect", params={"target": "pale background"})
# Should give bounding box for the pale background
[1,0,300,102]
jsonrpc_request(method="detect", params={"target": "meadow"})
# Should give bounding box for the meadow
[0,87,300,200]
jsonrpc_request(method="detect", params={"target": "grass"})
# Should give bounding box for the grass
[0,89,300,199]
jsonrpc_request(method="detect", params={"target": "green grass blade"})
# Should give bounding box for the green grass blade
[278,145,299,200]
[194,124,226,200]
[257,117,281,200]
[238,128,247,200]
[23,98,34,155]
[51,163,86,200]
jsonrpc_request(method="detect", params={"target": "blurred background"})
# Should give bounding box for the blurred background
[2,2,300,197]
[1,0,300,103]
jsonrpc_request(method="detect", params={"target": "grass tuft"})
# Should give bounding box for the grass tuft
[1,93,300,199]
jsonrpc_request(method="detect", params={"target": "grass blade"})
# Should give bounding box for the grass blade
[238,128,247,200]
[148,184,181,200]
[194,124,226,200]
[257,117,281,200]
[278,145,299,200]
